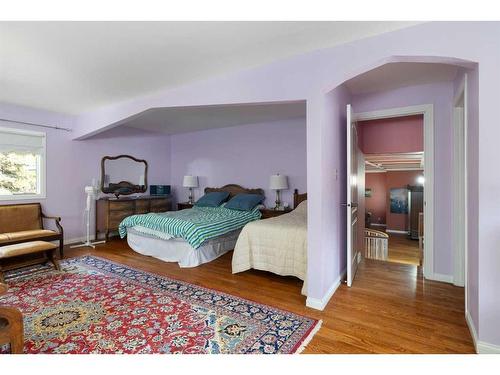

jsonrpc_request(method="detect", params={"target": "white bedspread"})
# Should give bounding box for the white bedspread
[127,227,240,268]
[232,201,308,295]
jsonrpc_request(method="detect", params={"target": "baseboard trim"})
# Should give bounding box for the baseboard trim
[466,311,478,353]
[465,310,500,353]
[427,272,454,284]
[51,236,99,247]
[65,237,86,245]
[386,229,408,234]
[306,269,346,311]
[478,341,500,354]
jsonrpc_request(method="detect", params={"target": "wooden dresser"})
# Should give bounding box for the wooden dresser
[96,195,172,241]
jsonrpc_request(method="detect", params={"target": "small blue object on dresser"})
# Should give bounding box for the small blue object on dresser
[195,191,230,207]
[150,185,171,196]
[225,193,265,211]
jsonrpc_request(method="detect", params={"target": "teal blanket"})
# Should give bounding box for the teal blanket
[118,205,261,249]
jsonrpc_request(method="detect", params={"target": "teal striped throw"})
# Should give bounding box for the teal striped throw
[118,205,261,249]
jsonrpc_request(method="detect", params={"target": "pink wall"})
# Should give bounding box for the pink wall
[365,173,387,224]
[358,115,423,154]
[365,171,424,230]
[385,171,424,232]
[170,118,306,208]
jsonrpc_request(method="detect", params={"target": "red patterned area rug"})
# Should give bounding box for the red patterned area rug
[0,256,321,354]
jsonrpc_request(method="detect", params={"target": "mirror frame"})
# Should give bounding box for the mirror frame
[100,155,148,197]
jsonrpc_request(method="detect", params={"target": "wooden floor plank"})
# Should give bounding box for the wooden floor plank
[62,238,475,354]
[386,233,421,265]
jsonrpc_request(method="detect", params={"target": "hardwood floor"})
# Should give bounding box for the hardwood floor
[64,239,475,354]
[387,233,421,265]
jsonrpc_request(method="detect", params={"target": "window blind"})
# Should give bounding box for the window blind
[0,128,45,154]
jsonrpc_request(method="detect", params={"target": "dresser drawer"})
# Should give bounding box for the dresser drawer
[109,200,135,212]
[135,200,150,214]
[108,210,135,229]
[150,199,170,212]
[96,196,172,240]
[150,205,169,213]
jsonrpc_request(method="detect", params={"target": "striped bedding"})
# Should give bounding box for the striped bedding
[118,205,262,249]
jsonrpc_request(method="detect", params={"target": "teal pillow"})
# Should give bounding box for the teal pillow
[195,192,230,207]
[225,194,265,211]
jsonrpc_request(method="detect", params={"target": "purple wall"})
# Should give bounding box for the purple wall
[352,82,455,276]
[0,104,171,241]
[170,118,306,207]
[306,86,350,300]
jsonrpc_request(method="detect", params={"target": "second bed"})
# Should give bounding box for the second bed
[232,190,308,295]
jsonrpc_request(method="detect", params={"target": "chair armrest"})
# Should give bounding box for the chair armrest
[0,306,23,327]
[0,283,7,296]
[41,212,64,235]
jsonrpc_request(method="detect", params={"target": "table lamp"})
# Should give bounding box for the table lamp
[183,175,199,204]
[269,174,288,210]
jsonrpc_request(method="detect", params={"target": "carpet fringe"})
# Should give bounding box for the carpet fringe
[295,320,323,354]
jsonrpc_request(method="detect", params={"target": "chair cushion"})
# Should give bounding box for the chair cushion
[0,230,58,244]
[0,241,57,259]
[0,204,42,233]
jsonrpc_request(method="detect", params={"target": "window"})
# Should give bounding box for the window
[0,126,46,200]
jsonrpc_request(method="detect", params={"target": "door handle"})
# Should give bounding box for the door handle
[341,203,358,207]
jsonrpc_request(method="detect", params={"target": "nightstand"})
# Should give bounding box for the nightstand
[259,208,292,219]
[177,202,194,210]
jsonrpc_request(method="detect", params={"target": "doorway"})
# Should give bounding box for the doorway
[346,104,434,285]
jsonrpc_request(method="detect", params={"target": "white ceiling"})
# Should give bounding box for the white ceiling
[365,152,424,172]
[345,62,459,95]
[0,21,419,114]
[121,101,306,135]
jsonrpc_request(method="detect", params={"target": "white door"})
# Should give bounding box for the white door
[453,105,466,287]
[346,104,360,287]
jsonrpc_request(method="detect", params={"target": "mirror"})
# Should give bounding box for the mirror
[100,155,148,198]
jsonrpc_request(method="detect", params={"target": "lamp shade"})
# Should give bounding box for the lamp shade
[269,174,288,190]
[183,175,198,188]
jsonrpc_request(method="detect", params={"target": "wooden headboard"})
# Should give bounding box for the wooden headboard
[293,189,307,209]
[204,184,264,199]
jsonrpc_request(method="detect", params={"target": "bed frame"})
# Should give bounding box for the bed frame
[204,184,264,199]
[293,189,307,209]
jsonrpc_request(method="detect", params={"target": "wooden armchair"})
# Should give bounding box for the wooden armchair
[0,283,24,354]
[0,203,64,258]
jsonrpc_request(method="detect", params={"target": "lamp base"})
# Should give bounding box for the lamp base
[274,189,281,210]
[187,187,194,204]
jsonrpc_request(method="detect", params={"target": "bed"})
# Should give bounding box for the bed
[232,189,308,295]
[118,184,264,267]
